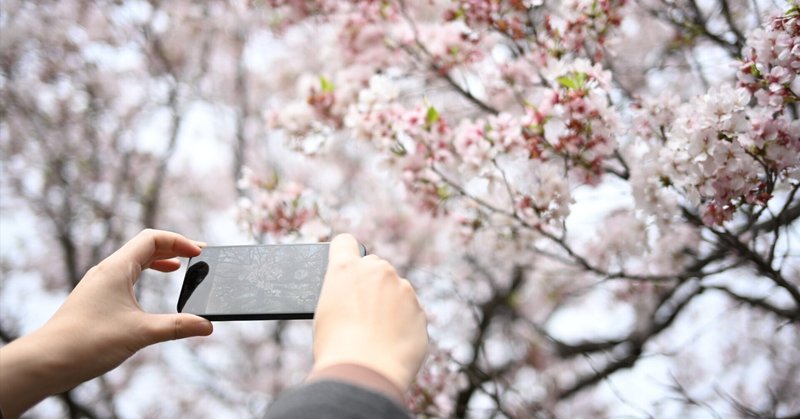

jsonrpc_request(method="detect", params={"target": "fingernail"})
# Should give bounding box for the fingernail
[195,320,213,336]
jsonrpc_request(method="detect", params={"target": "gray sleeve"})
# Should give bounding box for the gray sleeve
[264,380,411,419]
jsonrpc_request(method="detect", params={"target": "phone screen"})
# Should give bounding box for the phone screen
[177,243,340,320]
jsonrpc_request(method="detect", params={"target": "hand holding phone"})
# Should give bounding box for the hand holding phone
[177,242,366,320]
[311,234,429,392]
[0,230,213,419]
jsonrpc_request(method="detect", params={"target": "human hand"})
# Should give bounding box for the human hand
[0,229,213,418]
[311,234,428,392]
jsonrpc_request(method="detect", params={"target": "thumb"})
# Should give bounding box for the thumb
[328,234,360,265]
[143,313,213,344]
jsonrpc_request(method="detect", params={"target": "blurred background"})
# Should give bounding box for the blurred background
[1,1,798,418]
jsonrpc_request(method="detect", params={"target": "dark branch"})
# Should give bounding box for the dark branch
[702,284,800,322]
[557,280,705,400]
[397,0,500,116]
[454,264,525,417]
[718,0,746,51]
[549,336,628,359]
[58,391,101,419]
[751,190,800,235]
[0,324,19,343]
[643,0,742,58]
[682,207,800,308]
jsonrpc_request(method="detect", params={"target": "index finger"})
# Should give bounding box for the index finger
[112,229,202,273]
[328,233,361,266]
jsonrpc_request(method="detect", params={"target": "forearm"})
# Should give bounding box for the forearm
[0,327,83,418]
[0,230,213,418]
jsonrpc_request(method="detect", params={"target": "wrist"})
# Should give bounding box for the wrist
[307,363,406,405]
[313,353,412,393]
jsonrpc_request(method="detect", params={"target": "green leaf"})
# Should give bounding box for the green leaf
[425,105,440,127]
[507,291,521,309]
[588,0,600,18]
[263,169,280,191]
[750,63,761,78]
[556,71,588,91]
[556,75,576,90]
[436,184,450,200]
[319,75,334,93]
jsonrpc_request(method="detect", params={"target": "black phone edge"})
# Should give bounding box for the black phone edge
[199,312,314,321]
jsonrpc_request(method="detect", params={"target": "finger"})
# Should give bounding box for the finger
[147,230,203,261]
[328,233,361,266]
[112,229,202,274]
[150,258,182,272]
[142,313,213,344]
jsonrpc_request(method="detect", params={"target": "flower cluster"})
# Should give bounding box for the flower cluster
[737,8,800,109]
[346,72,590,223]
[660,87,763,224]
[736,10,800,180]
[416,21,486,73]
[236,167,326,240]
[445,0,627,60]
[651,10,800,225]
[540,0,627,61]
[343,75,454,213]
[538,59,619,184]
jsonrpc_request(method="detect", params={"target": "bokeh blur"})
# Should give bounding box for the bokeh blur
[1,1,798,418]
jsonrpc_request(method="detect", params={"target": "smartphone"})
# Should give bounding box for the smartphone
[177,242,367,321]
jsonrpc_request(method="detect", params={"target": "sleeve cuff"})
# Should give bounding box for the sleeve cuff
[306,363,406,405]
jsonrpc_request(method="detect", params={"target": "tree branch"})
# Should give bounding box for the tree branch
[682,207,800,309]
[557,280,705,400]
[644,0,741,58]
[397,0,500,116]
[702,284,800,322]
[718,0,746,51]
[58,391,101,419]
[454,264,525,417]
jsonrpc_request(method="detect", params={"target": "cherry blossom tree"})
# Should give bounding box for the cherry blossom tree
[1,0,798,418]
[243,0,800,417]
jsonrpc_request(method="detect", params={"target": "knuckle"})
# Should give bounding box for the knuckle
[378,260,396,276]
[87,261,108,277]
[136,228,159,244]
[172,316,182,341]
[399,278,414,293]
